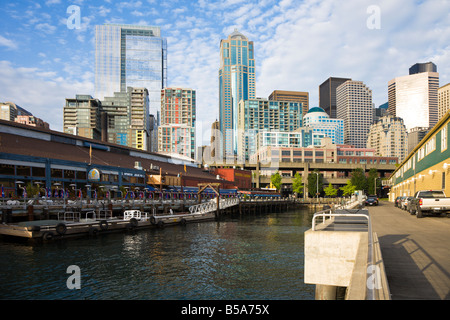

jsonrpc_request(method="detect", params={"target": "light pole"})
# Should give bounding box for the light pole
[314,172,319,202]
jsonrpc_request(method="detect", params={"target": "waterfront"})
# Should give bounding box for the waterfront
[0,207,316,300]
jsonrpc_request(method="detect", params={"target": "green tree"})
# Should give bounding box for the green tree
[350,168,368,191]
[271,171,282,191]
[292,172,304,197]
[324,183,338,197]
[307,170,323,197]
[340,180,356,197]
[367,168,381,195]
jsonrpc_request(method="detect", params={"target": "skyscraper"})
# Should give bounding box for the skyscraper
[237,98,302,161]
[409,62,437,75]
[438,83,450,120]
[95,24,167,150]
[158,88,196,160]
[219,29,255,157]
[336,80,373,148]
[388,63,439,131]
[268,90,309,116]
[303,107,344,145]
[319,77,351,118]
[366,115,408,162]
[101,87,150,151]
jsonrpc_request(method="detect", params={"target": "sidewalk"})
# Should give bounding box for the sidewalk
[369,201,450,300]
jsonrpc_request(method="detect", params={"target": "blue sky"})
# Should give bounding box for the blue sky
[1,0,449,146]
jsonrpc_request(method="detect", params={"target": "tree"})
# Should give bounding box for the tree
[292,172,304,197]
[271,171,282,191]
[367,168,380,195]
[307,170,323,198]
[350,168,368,192]
[340,180,356,197]
[324,183,338,197]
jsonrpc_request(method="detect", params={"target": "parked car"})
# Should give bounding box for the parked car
[402,196,415,211]
[409,190,450,218]
[365,195,378,206]
[394,196,402,207]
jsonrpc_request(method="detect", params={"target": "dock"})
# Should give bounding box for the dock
[0,196,298,241]
[305,199,450,300]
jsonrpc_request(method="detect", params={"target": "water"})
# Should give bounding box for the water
[0,207,316,300]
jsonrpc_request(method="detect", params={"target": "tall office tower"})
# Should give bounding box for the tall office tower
[373,102,388,123]
[95,24,167,150]
[438,83,450,120]
[336,80,373,148]
[158,88,196,160]
[366,115,408,162]
[101,87,150,151]
[219,29,255,157]
[210,119,222,161]
[64,95,103,140]
[319,77,352,118]
[268,90,309,117]
[407,127,429,154]
[303,107,344,145]
[388,63,439,130]
[409,62,437,75]
[237,98,302,161]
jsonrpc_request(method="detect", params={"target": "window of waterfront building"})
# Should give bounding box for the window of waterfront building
[31,167,45,177]
[64,170,75,179]
[51,169,62,178]
[16,166,31,176]
[441,126,448,152]
[0,164,15,176]
[76,171,87,180]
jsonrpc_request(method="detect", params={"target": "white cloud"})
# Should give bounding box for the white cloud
[35,23,57,34]
[0,35,18,50]
[0,61,94,132]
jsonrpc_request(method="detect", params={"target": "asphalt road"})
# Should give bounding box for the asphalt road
[368,201,450,300]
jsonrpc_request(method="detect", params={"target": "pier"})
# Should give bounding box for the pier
[305,199,450,300]
[0,194,299,241]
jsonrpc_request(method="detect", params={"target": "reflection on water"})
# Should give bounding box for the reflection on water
[0,208,316,300]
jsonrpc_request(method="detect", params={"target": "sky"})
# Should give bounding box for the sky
[1,0,449,146]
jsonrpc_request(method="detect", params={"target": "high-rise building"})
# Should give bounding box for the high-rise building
[407,127,429,154]
[319,77,351,118]
[269,90,309,116]
[210,119,222,161]
[366,115,408,162]
[303,107,344,145]
[438,83,450,120]
[219,29,255,157]
[64,95,103,140]
[158,88,196,160]
[409,62,437,75]
[373,102,389,123]
[0,102,32,122]
[95,24,167,151]
[336,80,373,148]
[101,87,150,151]
[388,62,439,131]
[237,98,302,161]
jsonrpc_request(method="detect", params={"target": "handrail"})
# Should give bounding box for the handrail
[310,204,378,300]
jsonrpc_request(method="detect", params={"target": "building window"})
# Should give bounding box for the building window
[441,126,447,152]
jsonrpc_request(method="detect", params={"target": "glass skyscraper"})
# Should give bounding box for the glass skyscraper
[219,29,255,157]
[95,24,167,150]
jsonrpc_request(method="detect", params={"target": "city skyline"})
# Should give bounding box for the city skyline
[1,0,450,147]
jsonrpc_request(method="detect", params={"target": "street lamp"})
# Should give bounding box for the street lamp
[314,172,319,201]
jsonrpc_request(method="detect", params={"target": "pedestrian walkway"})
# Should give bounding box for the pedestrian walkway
[369,201,450,300]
